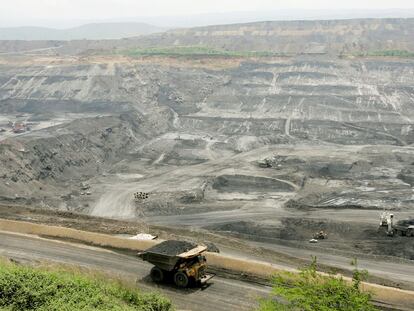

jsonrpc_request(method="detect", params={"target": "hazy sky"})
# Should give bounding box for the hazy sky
[1,0,414,27]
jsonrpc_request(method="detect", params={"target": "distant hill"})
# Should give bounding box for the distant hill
[129,8,414,28]
[119,18,414,55]
[0,23,165,40]
[1,18,414,56]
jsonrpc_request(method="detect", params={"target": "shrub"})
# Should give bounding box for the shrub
[258,257,378,311]
[0,259,173,311]
[355,50,414,58]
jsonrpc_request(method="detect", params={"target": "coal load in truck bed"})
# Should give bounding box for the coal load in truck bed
[146,240,198,256]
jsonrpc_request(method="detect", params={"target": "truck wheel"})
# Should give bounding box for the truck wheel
[174,271,189,288]
[150,267,164,282]
[407,229,413,237]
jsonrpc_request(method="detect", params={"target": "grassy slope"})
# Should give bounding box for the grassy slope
[365,50,414,57]
[0,259,173,311]
[122,46,287,58]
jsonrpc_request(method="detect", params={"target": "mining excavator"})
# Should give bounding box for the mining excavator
[379,212,414,237]
[138,240,214,288]
[313,230,328,240]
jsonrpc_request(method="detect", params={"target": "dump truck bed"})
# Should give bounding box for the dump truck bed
[144,240,200,256]
[139,240,207,271]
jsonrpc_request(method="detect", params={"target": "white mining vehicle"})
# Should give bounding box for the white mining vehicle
[379,212,414,237]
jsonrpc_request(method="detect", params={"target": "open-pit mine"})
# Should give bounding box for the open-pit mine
[0,17,414,309]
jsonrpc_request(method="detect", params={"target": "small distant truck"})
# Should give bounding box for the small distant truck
[138,240,214,288]
[379,212,414,237]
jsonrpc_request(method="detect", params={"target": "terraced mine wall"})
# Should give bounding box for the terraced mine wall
[0,110,173,208]
[0,55,413,209]
[1,57,413,142]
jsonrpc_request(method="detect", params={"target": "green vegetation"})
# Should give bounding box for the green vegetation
[0,259,173,311]
[122,46,286,58]
[355,50,414,58]
[258,257,378,311]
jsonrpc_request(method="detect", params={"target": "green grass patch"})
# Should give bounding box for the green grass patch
[355,50,414,58]
[0,259,173,311]
[258,258,378,311]
[122,46,286,58]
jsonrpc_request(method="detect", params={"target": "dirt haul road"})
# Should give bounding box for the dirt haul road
[0,231,270,311]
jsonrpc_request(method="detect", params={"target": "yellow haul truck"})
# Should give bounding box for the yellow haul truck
[138,240,214,288]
